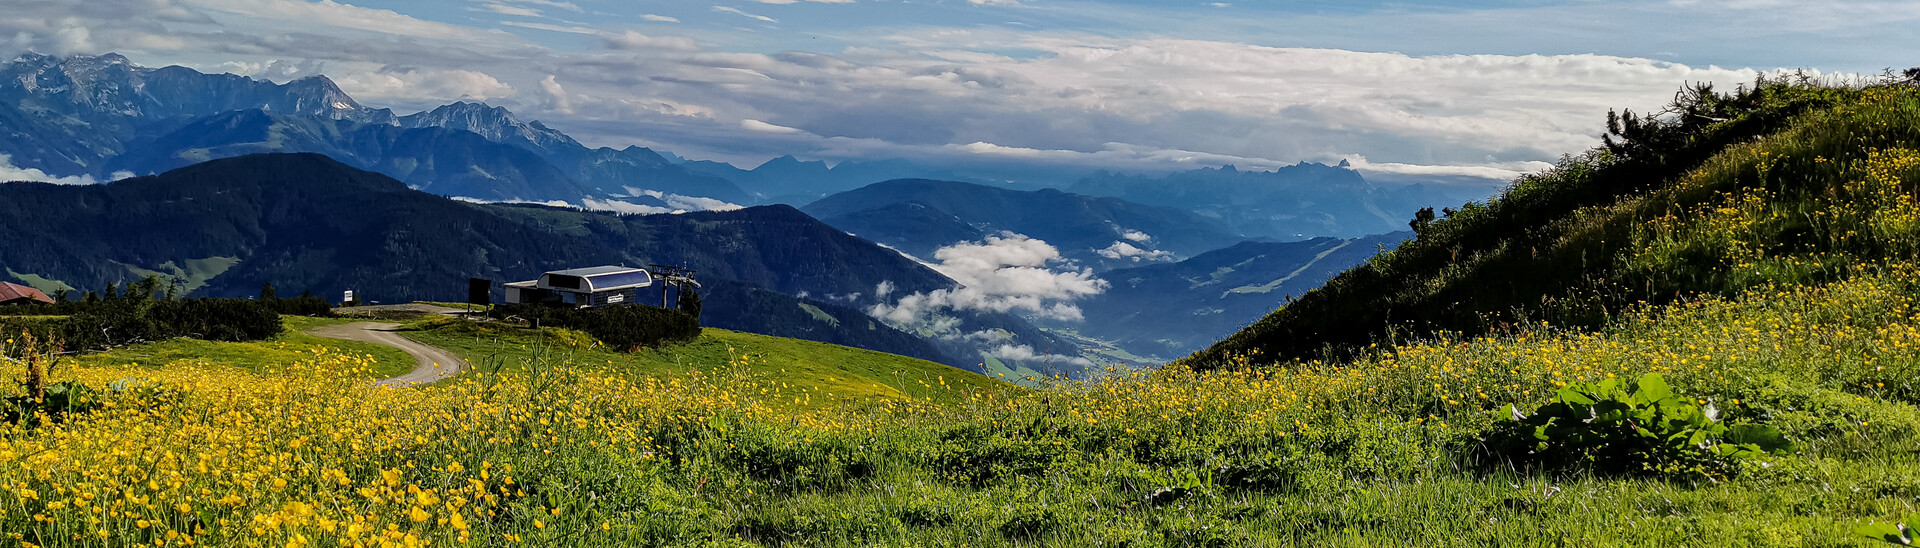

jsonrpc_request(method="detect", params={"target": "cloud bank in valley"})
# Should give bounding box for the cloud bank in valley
[0,155,119,185]
[871,232,1107,332]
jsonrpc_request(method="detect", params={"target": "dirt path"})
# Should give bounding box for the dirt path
[308,322,468,387]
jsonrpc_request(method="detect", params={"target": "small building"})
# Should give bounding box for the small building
[503,266,653,308]
[0,282,54,306]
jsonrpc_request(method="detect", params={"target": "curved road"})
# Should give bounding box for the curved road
[308,322,468,387]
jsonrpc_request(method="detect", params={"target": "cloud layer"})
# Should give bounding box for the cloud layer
[0,0,1896,182]
[871,232,1107,328]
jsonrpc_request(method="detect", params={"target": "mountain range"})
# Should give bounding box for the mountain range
[0,153,1093,372]
[802,179,1242,270]
[1066,232,1408,361]
[1070,163,1490,240]
[0,53,743,204]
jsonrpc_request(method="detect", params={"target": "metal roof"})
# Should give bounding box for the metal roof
[0,282,53,304]
[579,269,653,291]
[532,265,654,293]
[547,265,640,277]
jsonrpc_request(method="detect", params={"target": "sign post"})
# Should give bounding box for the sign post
[467,278,492,318]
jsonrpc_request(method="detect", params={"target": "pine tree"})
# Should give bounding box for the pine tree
[677,286,703,321]
[261,282,278,300]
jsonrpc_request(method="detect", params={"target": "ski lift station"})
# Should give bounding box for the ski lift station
[503,266,653,308]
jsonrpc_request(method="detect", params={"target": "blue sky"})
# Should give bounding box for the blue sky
[5,0,1916,182]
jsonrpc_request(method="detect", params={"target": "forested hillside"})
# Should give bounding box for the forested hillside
[0,153,1079,369]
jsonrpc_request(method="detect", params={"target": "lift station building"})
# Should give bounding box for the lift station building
[503,266,654,308]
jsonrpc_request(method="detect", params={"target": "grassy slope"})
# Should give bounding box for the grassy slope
[400,318,1013,409]
[1189,81,1911,367]
[64,315,416,378]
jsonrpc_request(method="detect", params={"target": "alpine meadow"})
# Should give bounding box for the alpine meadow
[4,72,1920,547]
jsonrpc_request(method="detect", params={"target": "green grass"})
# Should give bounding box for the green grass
[414,301,486,310]
[401,317,1014,409]
[5,269,75,293]
[66,315,416,378]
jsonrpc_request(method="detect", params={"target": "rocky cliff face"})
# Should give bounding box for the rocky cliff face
[0,52,395,124]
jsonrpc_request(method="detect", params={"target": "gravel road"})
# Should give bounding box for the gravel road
[308,322,468,387]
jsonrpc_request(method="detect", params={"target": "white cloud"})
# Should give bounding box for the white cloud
[870,232,1107,329]
[480,3,541,17]
[539,74,573,115]
[713,6,777,23]
[969,0,1022,5]
[620,187,745,212]
[601,30,698,51]
[0,154,102,185]
[990,344,1094,367]
[187,0,503,42]
[450,196,573,208]
[501,21,597,34]
[1339,155,1555,182]
[491,0,580,13]
[1120,229,1151,243]
[333,66,515,103]
[1095,241,1172,262]
[51,20,92,55]
[741,119,805,134]
[642,14,679,23]
[579,197,673,215]
[218,58,327,81]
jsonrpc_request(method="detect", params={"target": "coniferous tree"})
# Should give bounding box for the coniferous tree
[103,282,119,301]
[260,282,277,300]
[52,289,69,303]
[129,275,161,302]
[677,286,703,321]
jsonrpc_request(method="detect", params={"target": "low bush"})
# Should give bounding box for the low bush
[1479,373,1791,480]
[1,298,284,351]
[258,296,334,317]
[491,303,700,351]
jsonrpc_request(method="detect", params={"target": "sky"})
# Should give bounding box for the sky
[5,0,1916,183]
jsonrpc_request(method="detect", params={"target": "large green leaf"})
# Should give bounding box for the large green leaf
[1727,424,1792,454]
[1633,373,1672,403]
[1854,522,1910,545]
[1557,388,1598,405]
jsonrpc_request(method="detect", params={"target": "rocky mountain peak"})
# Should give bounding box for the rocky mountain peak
[398,100,580,151]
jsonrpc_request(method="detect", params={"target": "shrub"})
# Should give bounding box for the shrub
[4,298,284,351]
[146,299,285,342]
[490,304,700,351]
[1479,373,1791,480]
[259,296,334,317]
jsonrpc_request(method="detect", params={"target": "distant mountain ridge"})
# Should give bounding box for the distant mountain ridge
[1069,232,1408,361]
[0,53,744,203]
[804,179,1244,270]
[1071,162,1490,240]
[0,153,1092,372]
